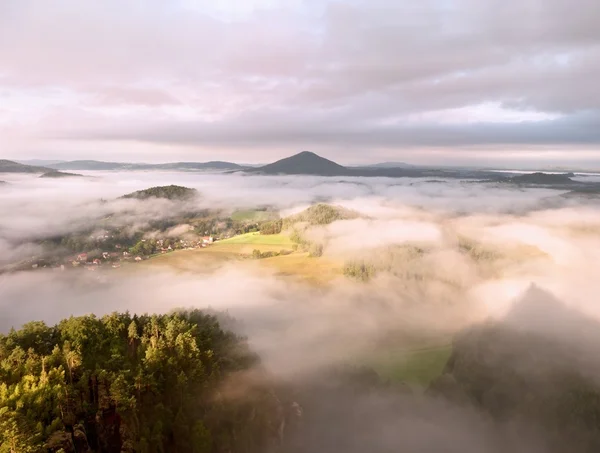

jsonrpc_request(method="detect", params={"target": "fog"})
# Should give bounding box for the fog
[2,170,600,452]
[2,170,600,350]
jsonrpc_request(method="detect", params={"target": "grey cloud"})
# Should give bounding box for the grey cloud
[89,86,182,106]
[2,0,600,153]
[66,109,600,148]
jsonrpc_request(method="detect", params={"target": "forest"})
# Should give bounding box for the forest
[0,311,290,453]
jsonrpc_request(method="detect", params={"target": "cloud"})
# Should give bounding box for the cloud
[1,0,600,161]
[3,173,600,451]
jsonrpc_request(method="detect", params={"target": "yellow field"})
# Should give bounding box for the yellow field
[137,232,341,285]
[218,232,294,246]
[258,252,343,285]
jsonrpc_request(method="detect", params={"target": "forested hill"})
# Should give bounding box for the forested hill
[40,170,83,178]
[0,310,286,453]
[48,160,244,171]
[120,185,198,200]
[0,159,50,173]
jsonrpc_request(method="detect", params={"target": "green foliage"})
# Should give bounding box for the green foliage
[251,249,280,259]
[40,171,82,178]
[343,261,377,281]
[283,204,360,228]
[218,232,293,247]
[259,219,283,235]
[0,311,276,453]
[343,245,430,283]
[457,237,500,262]
[308,243,323,258]
[121,185,198,201]
[130,239,158,257]
[430,324,600,451]
[288,228,324,257]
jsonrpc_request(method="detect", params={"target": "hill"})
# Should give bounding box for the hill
[152,161,244,170]
[0,159,50,173]
[121,184,199,200]
[16,159,66,166]
[502,172,574,185]
[40,170,83,178]
[284,203,361,226]
[360,161,415,169]
[253,151,348,176]
[50,160,243,171]
[50,160,126,170]
[430,286,600,452]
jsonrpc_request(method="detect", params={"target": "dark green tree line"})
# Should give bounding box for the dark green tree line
[0,311,282,453]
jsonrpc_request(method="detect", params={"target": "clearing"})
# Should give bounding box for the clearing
[140,232,341,285]
[369,343,452,388]
[230,209,278,223]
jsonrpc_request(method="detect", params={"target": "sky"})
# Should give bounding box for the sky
[1,0,600,167]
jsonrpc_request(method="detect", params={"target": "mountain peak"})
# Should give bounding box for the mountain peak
[255,152,347,176]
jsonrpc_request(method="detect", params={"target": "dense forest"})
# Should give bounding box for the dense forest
[0,311,293,453]
[4,293,600,452]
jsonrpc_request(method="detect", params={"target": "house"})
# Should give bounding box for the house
[93,259,101,265]
[102,252,110,259]
[202,236,214,244]
[77,253,88,262]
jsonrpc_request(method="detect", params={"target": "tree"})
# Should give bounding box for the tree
[0,311,276,453]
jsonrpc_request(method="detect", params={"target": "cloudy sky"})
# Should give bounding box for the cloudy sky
[1,0,600,166]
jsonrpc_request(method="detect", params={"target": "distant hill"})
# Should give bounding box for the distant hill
[50,160,134,171]
[360,162,415,169]
[50,160,243,171]
[249,152,459,178]
[121,185,198,200]
[16,159,66,166]
[0,159,50,173]
[498,172,574,185]
[152,161,244,170]
[40,170,83,178]
[561,185,600,199]
[253,151,348,176]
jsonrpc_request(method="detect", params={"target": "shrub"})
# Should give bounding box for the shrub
[308,243,323,257]
[259,219,283,235]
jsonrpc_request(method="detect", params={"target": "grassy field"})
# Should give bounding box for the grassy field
[259,252,343,285]
[230,209,278,223]
[370,344,452,388]
[219,232,293,246]
[139,232,343,285]
[136,248,236,273]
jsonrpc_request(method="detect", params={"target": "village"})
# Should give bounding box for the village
[65,236,216,271]
[18,235,217,274]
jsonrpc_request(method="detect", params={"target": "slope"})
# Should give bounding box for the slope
[253,151,348,176]
[0,159,50,173]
